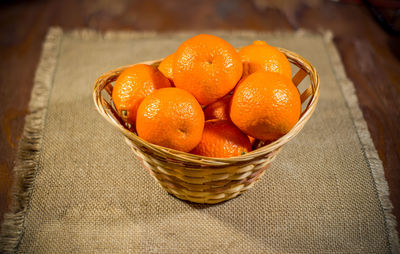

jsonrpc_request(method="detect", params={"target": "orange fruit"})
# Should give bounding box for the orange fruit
[112,64,171,125]
[158,53,175,85]
[239,40,292,80]
[191,120,251,158]
[203,94,232,121]
[136,87,205,152]
[173,34,243,105]
[230,72,301,141]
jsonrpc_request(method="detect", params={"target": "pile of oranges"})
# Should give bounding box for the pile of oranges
[112,34,301,158]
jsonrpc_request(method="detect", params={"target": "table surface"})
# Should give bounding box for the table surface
[0,0,399,233]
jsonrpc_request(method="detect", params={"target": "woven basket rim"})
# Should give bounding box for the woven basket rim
[93,47,320,165]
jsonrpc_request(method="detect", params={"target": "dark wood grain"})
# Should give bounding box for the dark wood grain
[0,0,399,233]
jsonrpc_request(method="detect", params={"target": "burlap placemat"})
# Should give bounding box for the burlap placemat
[1,28,399,253]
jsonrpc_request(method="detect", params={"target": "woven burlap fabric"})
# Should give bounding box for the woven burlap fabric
[1,29,399,253]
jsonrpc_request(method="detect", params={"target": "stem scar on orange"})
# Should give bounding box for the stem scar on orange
[112,64,171,125]
[136,87,205,153]
[173,34,243,106]
[230,71,301,141]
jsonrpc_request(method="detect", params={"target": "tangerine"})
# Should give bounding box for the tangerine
[136,87,205,152]
[230,72,301,141]
[239,40,292,80]
[173,34,242,105]
[158,53,175,85]
[203,94,232,121]
[112,64,171,125]
[191,120,251,158]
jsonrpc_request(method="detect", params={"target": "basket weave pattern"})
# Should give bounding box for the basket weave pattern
[93,48,320,204]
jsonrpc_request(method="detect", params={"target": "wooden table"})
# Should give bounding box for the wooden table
[1,0,399,232]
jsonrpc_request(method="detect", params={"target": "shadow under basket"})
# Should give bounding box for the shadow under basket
[93,48,320,204]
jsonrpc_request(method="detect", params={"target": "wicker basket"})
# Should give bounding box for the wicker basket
[93,48,320,204]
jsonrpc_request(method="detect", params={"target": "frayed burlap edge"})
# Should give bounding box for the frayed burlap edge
[0,27,63,253]
[66,28,330,43]
[322,31,399,253]
[1,27,398,253]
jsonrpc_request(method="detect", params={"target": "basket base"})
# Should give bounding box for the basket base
[129,139,273,204]
[152,166,268,204]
